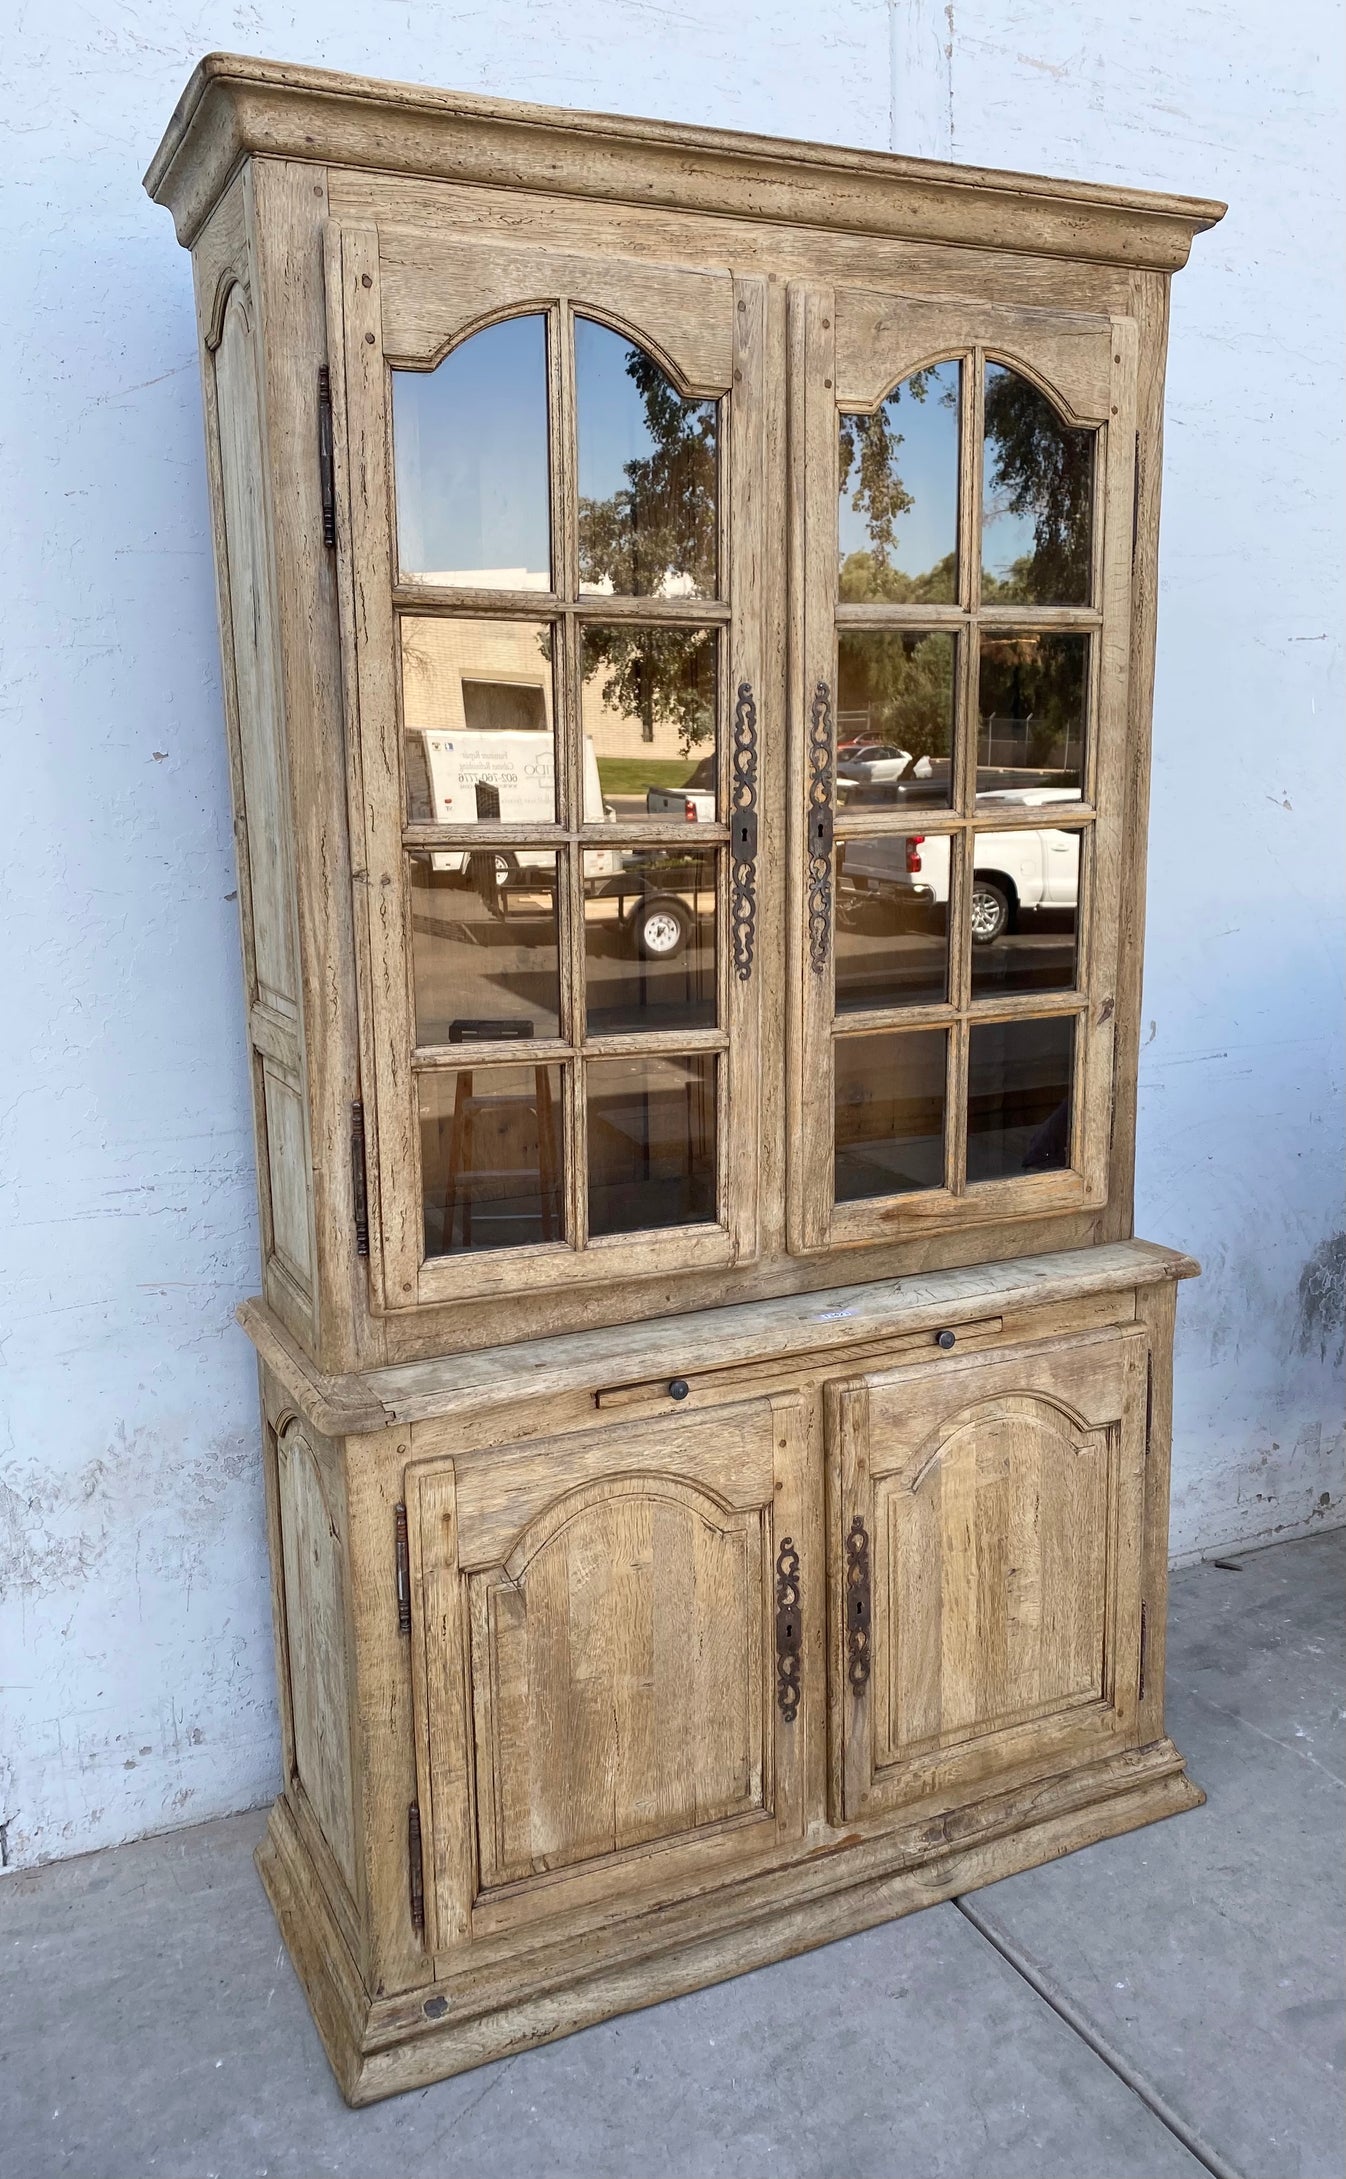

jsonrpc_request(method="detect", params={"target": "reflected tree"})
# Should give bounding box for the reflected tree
[838,632,954,763]
[578,347,718,753]
[838,369,958,603]
[982,364,1094,603]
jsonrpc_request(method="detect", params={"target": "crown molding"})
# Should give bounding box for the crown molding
[145,53,1225,268]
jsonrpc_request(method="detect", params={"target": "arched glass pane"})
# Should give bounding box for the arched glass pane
[393,315,551,589]
[576,319,717,598]
[837,362,960,603]
[981,364,1094,603]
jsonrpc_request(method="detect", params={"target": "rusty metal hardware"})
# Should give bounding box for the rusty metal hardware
[935,1329,957,1350]
[408,1802,425,1934]
[350,1101,369,1258]
[807,682,834,972]
[318,365,336,549]
[668,1378,690,1401]
[844,1513,871,1694]
[394,1502,411,1634]
[774,1537,802,1723]
[729,681,759,980]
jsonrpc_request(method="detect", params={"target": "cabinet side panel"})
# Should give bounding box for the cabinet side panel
[213,286,301,1018]
[276,1420,359,1896]
[249,161,371,1375]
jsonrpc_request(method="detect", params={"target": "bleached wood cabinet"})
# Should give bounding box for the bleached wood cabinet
[147,54,1222,2102]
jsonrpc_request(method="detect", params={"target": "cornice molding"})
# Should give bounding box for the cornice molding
[145,53,1225,269]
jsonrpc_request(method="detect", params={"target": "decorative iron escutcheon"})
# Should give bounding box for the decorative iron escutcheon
[807,680,834,973]
[729,680,759,980]
[774,1535,802,1723]
[844,1513,872,1694]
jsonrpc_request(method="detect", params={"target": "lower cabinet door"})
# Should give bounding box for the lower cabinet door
[829,1326,1150,1824]
[407,1392,812,1961]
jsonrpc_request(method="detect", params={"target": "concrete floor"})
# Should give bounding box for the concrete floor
[2,1529,1342,2179]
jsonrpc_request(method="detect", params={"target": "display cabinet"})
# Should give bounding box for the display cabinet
[146,55,1223,2102]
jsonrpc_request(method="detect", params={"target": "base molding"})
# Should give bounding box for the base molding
[257,1740,1204,2106]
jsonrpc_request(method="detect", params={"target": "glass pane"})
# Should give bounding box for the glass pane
[583,848,716,1034]
[969,828,1080,996]
[838,362,960,602]
[393,316,551,589]
[835,631,955,810]
[977,633,1087,798]
[981,364,1094,603]
[581,624,717,818]
[576,318,717,599]
[587,1053,717,1237]
[834,1028,947,1201]
[421,1062,565,1256]
[401,620,558,824]
[409,851,560,1047]
[967,1016,1074,1183]
[836,840,948,1011]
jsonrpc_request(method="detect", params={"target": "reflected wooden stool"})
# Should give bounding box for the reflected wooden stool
[442,1065,559,1249]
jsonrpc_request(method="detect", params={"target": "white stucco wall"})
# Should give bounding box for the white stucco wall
[1,1,1341,1869]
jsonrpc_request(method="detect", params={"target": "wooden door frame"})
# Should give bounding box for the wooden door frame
[324,219,766,1314]
[788,282,1138,1258]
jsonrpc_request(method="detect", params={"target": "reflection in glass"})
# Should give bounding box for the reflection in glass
[401,620,557,824]
[834,1028,947,1201]
[576,319,717,599]
[967,1016,1074,1183]
[981,364,1094,603]
[835,841,948,1010]
[421,1062,564,1255]
[580,624,717,809]
[409,851,560,1047]
[835,631,955,809]
[587,1053,716,1237]
[977,633,1087,796]
[838,363,959,603]
[969,829,1079,996]
[583,849,716,1034]
[393,317,551,588]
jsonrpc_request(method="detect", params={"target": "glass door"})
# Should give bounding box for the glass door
[328,228,764,1308]
[788,286,1138,1254]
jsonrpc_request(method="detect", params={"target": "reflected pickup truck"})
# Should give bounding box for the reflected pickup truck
[839,788,1081,943]
[644,753,716,822]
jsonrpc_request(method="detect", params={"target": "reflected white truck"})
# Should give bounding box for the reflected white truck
[839,788,1081,943]
[414,729,622,880]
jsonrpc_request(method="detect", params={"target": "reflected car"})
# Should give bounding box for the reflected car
[839,789,1081,945]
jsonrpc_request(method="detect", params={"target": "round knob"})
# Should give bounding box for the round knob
[668,1378,690,1401]
[935,1329,957,1351]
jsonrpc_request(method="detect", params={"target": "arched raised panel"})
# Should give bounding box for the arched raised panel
[377,227,735,394]
[835,1327,1149,1822]
[835,288,1117,423]
[469,1471,767,1887]
[874,1394,1116,1769]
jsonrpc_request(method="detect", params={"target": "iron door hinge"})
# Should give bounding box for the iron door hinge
[1131,430,1141,572]
[408,1802,425,1934]
[774,1536,801,1723]
[844,1513,871,1693]
[350,1101,369,1258]
[394,1502,411,1634]
[318,366,336,549]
